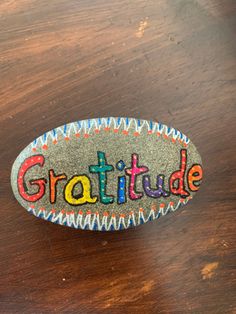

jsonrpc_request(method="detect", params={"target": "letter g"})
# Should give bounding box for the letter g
[17,155,46,202]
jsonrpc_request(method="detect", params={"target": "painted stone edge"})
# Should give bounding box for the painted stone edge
[29,117,190,152]
[25,197,193,231]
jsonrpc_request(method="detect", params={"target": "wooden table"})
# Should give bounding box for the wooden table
[0,1,235,313]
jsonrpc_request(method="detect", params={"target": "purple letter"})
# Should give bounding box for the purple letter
[143,175,169,198]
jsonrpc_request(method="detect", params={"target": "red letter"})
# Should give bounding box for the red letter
[169,149,190,197]
[17,155,46,202]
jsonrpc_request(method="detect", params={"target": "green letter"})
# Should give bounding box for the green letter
[89,152,114,204]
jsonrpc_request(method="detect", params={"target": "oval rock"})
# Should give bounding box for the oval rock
[11,117,203,231]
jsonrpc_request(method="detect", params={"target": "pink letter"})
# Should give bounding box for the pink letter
[125,153,148,200]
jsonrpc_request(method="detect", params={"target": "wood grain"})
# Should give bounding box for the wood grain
[0,0,236,313]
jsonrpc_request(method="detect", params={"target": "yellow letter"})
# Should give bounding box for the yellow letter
[64,175,97,205]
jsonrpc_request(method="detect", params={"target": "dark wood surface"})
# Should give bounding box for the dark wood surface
[0,1,236,313]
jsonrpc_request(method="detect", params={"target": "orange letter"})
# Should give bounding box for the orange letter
[49,169,67,204]
[188,164,203,191]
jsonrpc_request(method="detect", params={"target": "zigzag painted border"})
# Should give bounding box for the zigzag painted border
[27,197,192,231]
[31,117,190,151]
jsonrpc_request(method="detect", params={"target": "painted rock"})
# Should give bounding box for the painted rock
[11,117,203,231]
